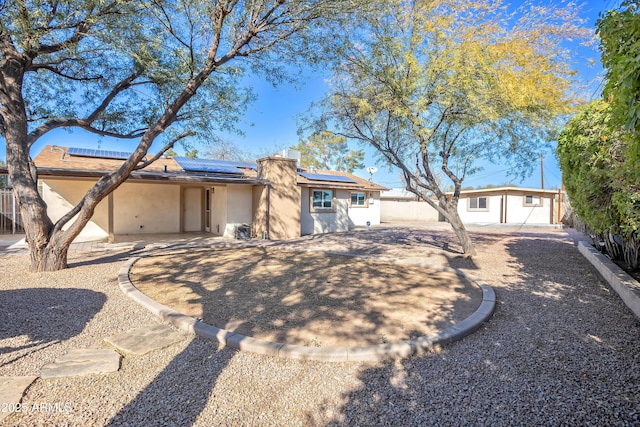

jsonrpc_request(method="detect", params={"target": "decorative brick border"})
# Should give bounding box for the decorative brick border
[118,250,496,362]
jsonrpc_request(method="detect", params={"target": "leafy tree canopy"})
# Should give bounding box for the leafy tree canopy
[292,130,365,172]
[0,0,366,270]
[597,0,640,163]
[316,0,591,255]
[597,0,640,130]
[557,100,639,237]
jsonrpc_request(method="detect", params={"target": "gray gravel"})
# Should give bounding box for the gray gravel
[1,224,639,426]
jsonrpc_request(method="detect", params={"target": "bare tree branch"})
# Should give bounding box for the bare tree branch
[26,71,145,146]
[28,63,104,81]
[134,131,195,170]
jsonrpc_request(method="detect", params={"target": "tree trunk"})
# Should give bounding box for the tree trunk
[0,43,60,271]
[30,241,70,271]
[446,208,477,256]
[429,197,477,257]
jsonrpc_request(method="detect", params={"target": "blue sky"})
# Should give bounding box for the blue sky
[1,1,619,190]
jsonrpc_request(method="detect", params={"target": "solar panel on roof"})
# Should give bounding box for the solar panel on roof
[299,172,357,183]
[211,159,257,169]
[67,147,136,160]
[174,157,244,174]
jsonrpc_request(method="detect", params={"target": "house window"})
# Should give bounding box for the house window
[350,192,367,207]
[468,196,488,211]
[524,195,542,207]
[311,189,333,211]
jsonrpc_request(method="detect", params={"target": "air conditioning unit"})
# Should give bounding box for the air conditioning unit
[280,149,301,168]
[234,223,252,240]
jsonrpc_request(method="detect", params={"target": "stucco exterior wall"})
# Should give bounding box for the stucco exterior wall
[456,191,554,225]
[300,188,349,235]
[41,179,108,239]
[253,157,301,239]
[348,191,382,227]
[211,185,227,236]
[456,194,503,224]
[183,187,202,232]
[380,199,439,222]
[504,193,552,224]
[113,182,180,234]
[42,179,183,237]
[222,184,253,238]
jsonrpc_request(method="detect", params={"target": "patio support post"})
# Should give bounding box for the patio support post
[12,190,16,234]
[108,193,114,243]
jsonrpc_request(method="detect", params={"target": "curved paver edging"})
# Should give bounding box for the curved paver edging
[578,241,640,319]
[118,249,496,362]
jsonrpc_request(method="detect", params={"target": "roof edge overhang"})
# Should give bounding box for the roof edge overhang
[445,186,563,196]
[36,168,266,185]
[297,181,388,191]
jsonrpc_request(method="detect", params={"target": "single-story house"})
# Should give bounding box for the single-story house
[381,186,565,225]
[26,145,387,241]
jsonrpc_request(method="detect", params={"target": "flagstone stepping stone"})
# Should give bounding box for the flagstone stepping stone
[103,323,185,356]
[40,349,121,379]
[0,376,37,422]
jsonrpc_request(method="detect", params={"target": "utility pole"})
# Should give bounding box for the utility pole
[540,153,545,189]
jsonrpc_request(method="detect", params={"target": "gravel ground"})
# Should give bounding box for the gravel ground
[1,224,639,426]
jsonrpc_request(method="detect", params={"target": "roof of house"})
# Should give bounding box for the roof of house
[32,145,261,185]
[296,168,387,192]
[31,146,387,191]
[446,186,562,196]
[381,186,563,200]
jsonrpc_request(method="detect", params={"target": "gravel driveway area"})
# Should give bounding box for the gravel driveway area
[1,224,639,426]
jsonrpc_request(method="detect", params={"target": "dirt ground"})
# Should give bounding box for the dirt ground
[130,246,483,347]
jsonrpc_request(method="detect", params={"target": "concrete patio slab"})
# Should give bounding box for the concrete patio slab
[40,349,121,379]
[0,376,37,423]
[104,323,185,356]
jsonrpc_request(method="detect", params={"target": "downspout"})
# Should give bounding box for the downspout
[504,190,508,224]
[265,183,271,240]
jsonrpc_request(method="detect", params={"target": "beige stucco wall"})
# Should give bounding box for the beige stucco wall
[113,182,180,234]
[253,157,301,239]
[211,185,227,236]
[41,179,109,239]
[42,178,262,239]
[380,199,439,222]
[222,184,253,238]
[42,178,182,237]
[183,187,202,232]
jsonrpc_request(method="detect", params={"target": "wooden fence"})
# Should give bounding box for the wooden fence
[0,190,24,234]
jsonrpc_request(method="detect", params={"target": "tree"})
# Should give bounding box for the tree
[201,139,253,161]
[0,0,361,271]
[320,0,590,256]
[292,130,364,172]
